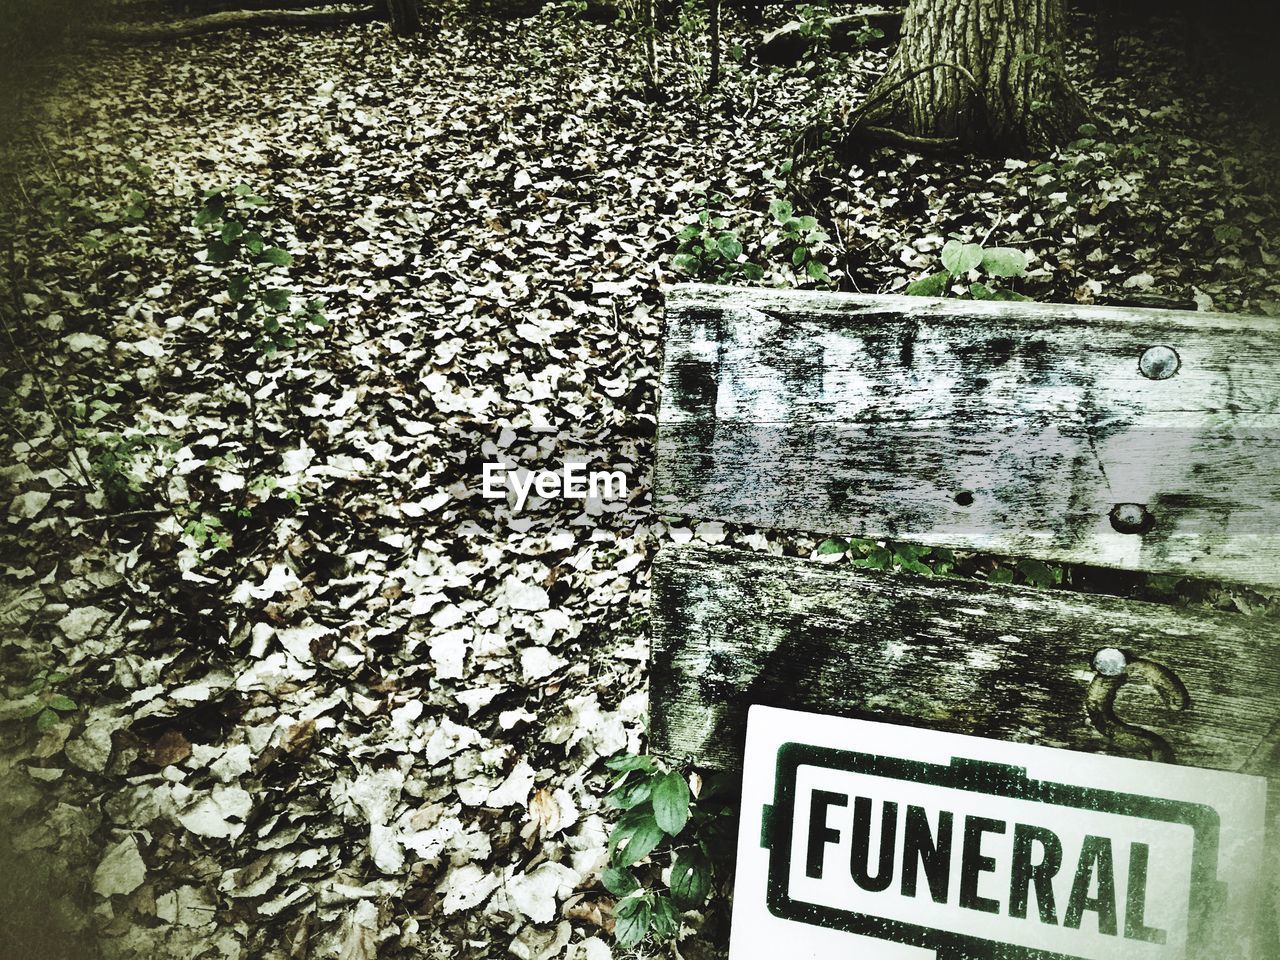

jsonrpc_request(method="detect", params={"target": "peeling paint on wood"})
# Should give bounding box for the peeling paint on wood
[655,284,1280,587]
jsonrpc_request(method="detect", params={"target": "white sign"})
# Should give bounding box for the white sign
[730,707,1269,960]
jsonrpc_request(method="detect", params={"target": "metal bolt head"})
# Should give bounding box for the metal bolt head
[1139,345,1180,380]
[1094,647,1128,677]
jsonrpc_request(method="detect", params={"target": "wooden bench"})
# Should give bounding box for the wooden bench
[647,283,1280,944]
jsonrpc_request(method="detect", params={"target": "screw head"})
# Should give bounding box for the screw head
[1139,345,1180,380]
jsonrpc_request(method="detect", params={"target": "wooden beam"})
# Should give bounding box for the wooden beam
[650,546,1280,791]
[656,284,1280,588]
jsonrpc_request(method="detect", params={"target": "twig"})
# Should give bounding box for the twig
[831,215,860,293]
[34,132,65,187]
[743,77,760,121]
[8,172,32,208]
[0,416,79,485]
[861,125,960,149]
[1,243,96,489]
[72,508,168,523]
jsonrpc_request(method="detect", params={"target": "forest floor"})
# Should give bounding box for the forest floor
[1,7,1278,960]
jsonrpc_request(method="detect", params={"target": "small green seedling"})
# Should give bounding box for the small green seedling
[907,238,1029,300]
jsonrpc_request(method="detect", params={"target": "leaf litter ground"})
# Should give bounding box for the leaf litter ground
[1,10,1278,960]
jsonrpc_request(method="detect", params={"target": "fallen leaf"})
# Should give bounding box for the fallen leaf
[438,862,500,915]
[8,491,50,519]
[148,730,193,767]
[93,835,146,897]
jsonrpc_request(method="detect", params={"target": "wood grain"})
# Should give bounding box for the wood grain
[656,283,1280,587]
[650,547,1280,781]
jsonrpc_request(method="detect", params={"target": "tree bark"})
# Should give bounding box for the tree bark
[707,0,721,89]
[642,0,659,94]
[849,0,1087,154]
[1095,0,1118,78]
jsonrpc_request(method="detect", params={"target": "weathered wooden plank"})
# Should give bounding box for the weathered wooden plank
[656,284,1280,587]
[650,546,1280,791]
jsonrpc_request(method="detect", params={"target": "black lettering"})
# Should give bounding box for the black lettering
[1124,842,1167,944]
[1009,823,1062,924]
[901,806,953,903]
[1064,835,1118,935]
[959,816,1006,914]
[806,790,847,879]
[850,796,897,892]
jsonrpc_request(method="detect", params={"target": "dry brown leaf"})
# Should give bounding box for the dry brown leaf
[283,719,317,756]
[147,730,193,767]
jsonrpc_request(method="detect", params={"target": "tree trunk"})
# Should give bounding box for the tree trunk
[642,0,659,94]
[1095,0,1118,78]
[707,0,721,89]
[849,0,1086,153]
[386,0,421,35]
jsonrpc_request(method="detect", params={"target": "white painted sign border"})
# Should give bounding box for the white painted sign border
[729,707,1268,960]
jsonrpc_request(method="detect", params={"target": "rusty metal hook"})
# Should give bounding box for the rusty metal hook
[1085,647,1190,764]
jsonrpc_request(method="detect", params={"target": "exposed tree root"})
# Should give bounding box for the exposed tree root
[834,56,1091,156]
[859,125,960,150]
[854,60,981,122]
[83,5,380,42]
[793,62,978,159]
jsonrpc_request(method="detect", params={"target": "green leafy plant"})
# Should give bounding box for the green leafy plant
[906,237,1029,300]
[86,433,144,507]
[545,0,587,19]
[120,187,150,223]
[7,670,77,733]
[25,160,157,261]
[247,474,303,509]
[610,0,660,93]
[795,0,833,43]
[670,189,838,288]
[603,755,735,949]
[672,208,763,283]
[172,186,322,569]
[182,512,233,555]
[991,557,1062,588]
[817,536,1065,588]
[766,198,834,286]
[817,536,956,577]
[673,0,706,46]
[82,429,177,509]
[850,14,885,46]
[195,185,326,353]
